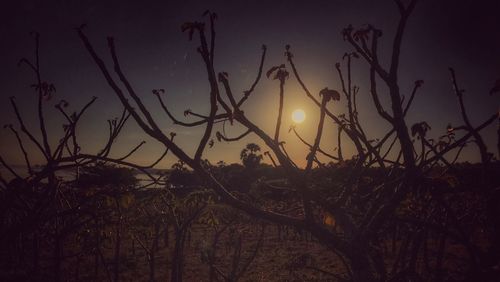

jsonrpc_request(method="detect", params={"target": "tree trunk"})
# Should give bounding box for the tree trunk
[32,232,39,277]
[113,216,122,282]
[164,223,170,248]
[170,230,186,282]
[149,222,160,282]
[53,235,62,282]
[350,254,376,282]
[94,226,100,280]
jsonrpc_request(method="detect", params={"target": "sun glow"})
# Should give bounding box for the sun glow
[292,109,306,123]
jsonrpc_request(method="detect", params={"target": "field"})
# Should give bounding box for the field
[2,163,498,281]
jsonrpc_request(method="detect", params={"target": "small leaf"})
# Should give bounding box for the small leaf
[105,196,114,207]
[319,87,340,102]
[274,69,289,81]
[120,193,135,208]
[446,123,454,133]
[411,121,431,138]
[441,174,459,188]
[342,25,353,40]
[353,27,370,41]
[323,212,335,227]
[181,22,193,32]
[437,140,448,151]
[266,66,280,78]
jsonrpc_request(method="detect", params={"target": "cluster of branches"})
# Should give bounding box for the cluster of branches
[0,29,180,190]
[0,31,176,282]
[73,1,498,280]
[1,0,499,281]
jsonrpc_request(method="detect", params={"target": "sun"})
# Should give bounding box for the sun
[292,109,306,123]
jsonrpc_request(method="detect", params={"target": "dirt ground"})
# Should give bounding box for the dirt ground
[68,222,347,282]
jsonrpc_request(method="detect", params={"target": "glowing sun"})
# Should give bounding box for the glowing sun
[292,109,306,123]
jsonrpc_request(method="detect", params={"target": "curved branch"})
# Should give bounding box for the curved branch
[0,155,21,179]
[389,0,418,80]
[6,125,33,175]
[108,37,163,135]
[53,96,98,159]
[403,80,423,116]
[217,129,251,142]
[78,27,195,167]
[77,28,156,138]
[370,67,393,122]
[291,127,338,160]
[286,48,366,157]
[449,68,490,163]
[154,92,229,127]
[9,96,48,160]
[422,113,497,167]
[274,78,285,142]
[237,45,267,107]
[117,141,146,161]
[194,27,219,162]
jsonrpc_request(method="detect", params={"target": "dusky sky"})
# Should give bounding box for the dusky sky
[1,0,499,169]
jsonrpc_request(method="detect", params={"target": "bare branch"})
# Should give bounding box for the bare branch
[403,80,423,116]
[108,37,163,134]
[5,125,33,174]
[78,27,195,167]
[290,126,338,161]
[274,72,286,142]
[237,45,267,107]
[369,67,393,122]
[305,93,330,172]
[117,141,146,161]
[77,28,156,138]
[389,0,418,80]
[449,67,490,163]
[216,129,251,142]
[154,91,229,127]
[194,25,219,162]
[0,155,21,179]
[422,113,497,166]
[9,96,48,160]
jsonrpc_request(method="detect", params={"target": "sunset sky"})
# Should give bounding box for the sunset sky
[1,0,499,169]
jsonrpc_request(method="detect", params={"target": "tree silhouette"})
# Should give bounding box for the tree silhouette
[239,143,263,169]
[1,1,499,281]
[72,1,499,279]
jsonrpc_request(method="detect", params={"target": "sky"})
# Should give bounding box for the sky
[0,0,499,170]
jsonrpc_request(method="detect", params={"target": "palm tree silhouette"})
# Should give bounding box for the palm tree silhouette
[240,143,262,169]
